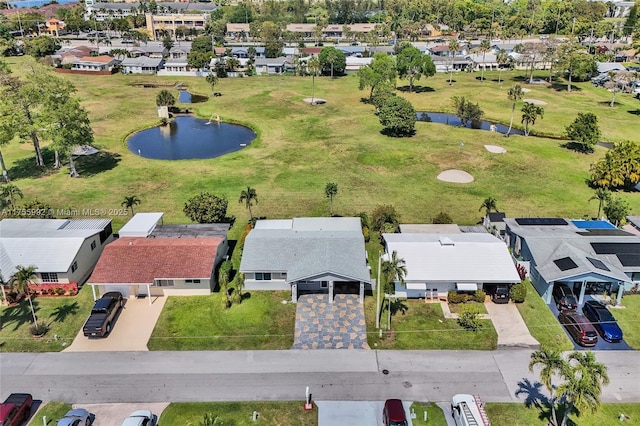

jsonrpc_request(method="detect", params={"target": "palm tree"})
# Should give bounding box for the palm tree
[507,84,524,136]
[381,250,407,295]
[521,102,544,136]
[0,273,7,306]
[496,49,509,85]
[479,39,491,82]
[557,352,609,426]
[448,38,460,85]
[9,265,38,326]
[529,347,565,426]
[121,195,141,215]
[479,197,497,216]
[324,182,338,216]
[238,186,258,220]
[1,183,23,209]
[589,188,611,218]
[206,73,219,95]
[307,56,320,106]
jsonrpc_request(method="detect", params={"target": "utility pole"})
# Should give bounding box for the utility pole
[376,251,382,329]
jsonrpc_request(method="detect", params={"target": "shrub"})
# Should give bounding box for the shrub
[516,263,528,280]
[474,290,486,303]
[55,287,65,296]
[362,225,370,242]
[432,212,453,224]
[30,323,49,337]
[448,291,472,304]
[510,281,528,303]
[457,306,481,331]
[371,204,400,231]
[183,192,230,224]
[378,95,416,136]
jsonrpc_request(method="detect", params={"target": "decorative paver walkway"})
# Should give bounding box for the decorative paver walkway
[293,294,369,349]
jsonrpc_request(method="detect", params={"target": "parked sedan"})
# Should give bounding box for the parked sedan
[57,408,91,426]
[582,300,623,343]
[121,410,155,426]
[552,283,577,310]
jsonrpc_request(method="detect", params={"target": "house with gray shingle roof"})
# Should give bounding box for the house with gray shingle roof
[121,56,165,74]
[239,217,372,303]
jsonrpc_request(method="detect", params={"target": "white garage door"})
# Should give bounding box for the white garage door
[101,285,134,298]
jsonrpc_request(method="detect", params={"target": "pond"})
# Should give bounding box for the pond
[127,115,256,160]
[178,90,208,104]
[416,112,525,136]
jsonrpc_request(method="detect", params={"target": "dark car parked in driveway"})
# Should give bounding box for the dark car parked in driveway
[82,291,123,338]
[558,310,598,347]
[582,300,623,343]
[552,283,577,310]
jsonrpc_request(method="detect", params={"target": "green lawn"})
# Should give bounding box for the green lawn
[409,402,447,426]
[515,281,573,352]
[364,297,498,350]
[0,286,93,352]
[148,291,296,350]
[1,57,638,234]
[613,294,640,349]
[28,402,72,426]
[486,402,640,426]
[158,401,317,426]
[447,301,488,314]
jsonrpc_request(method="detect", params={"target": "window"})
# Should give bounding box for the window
[41,272,59,282]
[255,273,272,280]
[71,261,78,273]
[155,279,175,287]
[90,240,97,250]
[185,279,201,284]
[321,281,328,288]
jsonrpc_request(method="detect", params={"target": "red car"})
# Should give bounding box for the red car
[558,310,598,347]
[383,399,408,426]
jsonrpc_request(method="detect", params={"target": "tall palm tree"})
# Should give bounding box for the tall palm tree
[381,250,407,295]
[121,195,141,216]
[521,102,544,136]
[238,186,258,220]
[324,182,338,216]
[206,73,219,95]
[496,49,509,85]
[529,347,565,426]
[1,183,23,208]
[589,188,611,218]
[479,39,491,82]
[557,352,610,426]
[307,56,320,106]
[448,38,460,85]
[9,265,38,326]
[479,197,497,216]
[507,84,524,136]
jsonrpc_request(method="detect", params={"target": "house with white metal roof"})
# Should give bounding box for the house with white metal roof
[504,218,639,305]
[383,232,520,299]
[0,218,114,286]
[239,217,371,303]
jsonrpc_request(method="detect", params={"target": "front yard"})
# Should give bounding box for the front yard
[364,297,498,350]
[148,291,296,350]
[486,402,640,426]
[612,294,640,349]
[0,286,93,352]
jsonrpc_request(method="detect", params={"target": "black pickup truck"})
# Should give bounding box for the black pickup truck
[82,291,123,337]
[0,393,33,426]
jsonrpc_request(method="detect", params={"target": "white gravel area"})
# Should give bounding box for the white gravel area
[437,169,474,183]
[484,145,507,154]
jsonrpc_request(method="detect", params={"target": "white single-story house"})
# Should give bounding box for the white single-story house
[71,55,119,72]
[466,53,499,71]
[345,56,374,73]
[0,218,114,286]
[239,217,372,303]
[121,56,165,74]
[504,218,639,305]
[383,232,520,299]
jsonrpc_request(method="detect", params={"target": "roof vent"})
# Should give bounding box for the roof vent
[439,237,455,246]
[128,241,133,246]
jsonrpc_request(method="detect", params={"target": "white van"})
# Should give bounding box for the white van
[451,394,491,426]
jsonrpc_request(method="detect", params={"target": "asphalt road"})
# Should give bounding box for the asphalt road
[1,350,638,404]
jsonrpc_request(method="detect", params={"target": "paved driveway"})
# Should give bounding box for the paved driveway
[65,297,166,352]
[484,301,540,349]
[317,401,414,426]
[68,403,169,426]
[293,294,369,349]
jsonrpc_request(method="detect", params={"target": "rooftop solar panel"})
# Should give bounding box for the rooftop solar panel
[515,218,568,226]
[554,257,578,271]
[577,229,633,236]
[587,257,610,271]
[617,254,640,267]
[591,243,640,254]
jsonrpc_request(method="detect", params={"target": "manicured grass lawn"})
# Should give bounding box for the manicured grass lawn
[515,281,573,352]
[1,57,638,234]
[0,286,93,352]
[486,402,640,426]
[410,402,447,426]
[447,301,488,314]
[28,402,72,426]
[364,297,498,350]
[148,291,296,350]
[613,294,640,349]
[159,401,317,426]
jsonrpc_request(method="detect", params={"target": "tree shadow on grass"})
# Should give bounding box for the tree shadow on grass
[8,147,57,180]
[627,108,640,116]
[73,151,121,177]
[380,128,417,138]
[396,85,435,93]
[0,298,40,332]
[550,83,582,92]
[597,101,621,107]
[49,301,79,323]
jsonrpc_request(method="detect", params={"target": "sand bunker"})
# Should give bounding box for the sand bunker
[523,98,547,105]
[437,169,474,183]
[521,88,532,93]
[303,98,326,105]
[484,145,507,154]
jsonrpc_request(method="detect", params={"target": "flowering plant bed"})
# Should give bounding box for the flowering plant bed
[27,282,78,297]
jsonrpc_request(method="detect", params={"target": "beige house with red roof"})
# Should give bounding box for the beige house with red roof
[89,236,227,300]
[72,55,119,72]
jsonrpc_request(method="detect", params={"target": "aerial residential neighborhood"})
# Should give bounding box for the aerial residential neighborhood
[0,0,640,425]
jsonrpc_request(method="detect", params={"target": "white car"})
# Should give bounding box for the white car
[121,410,156,426]
[56,408,91,426]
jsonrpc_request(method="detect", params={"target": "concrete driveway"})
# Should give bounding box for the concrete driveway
[484,301,540,349]
[316,401,414,426]
[64,296,166,352]
[71,403,169,426]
